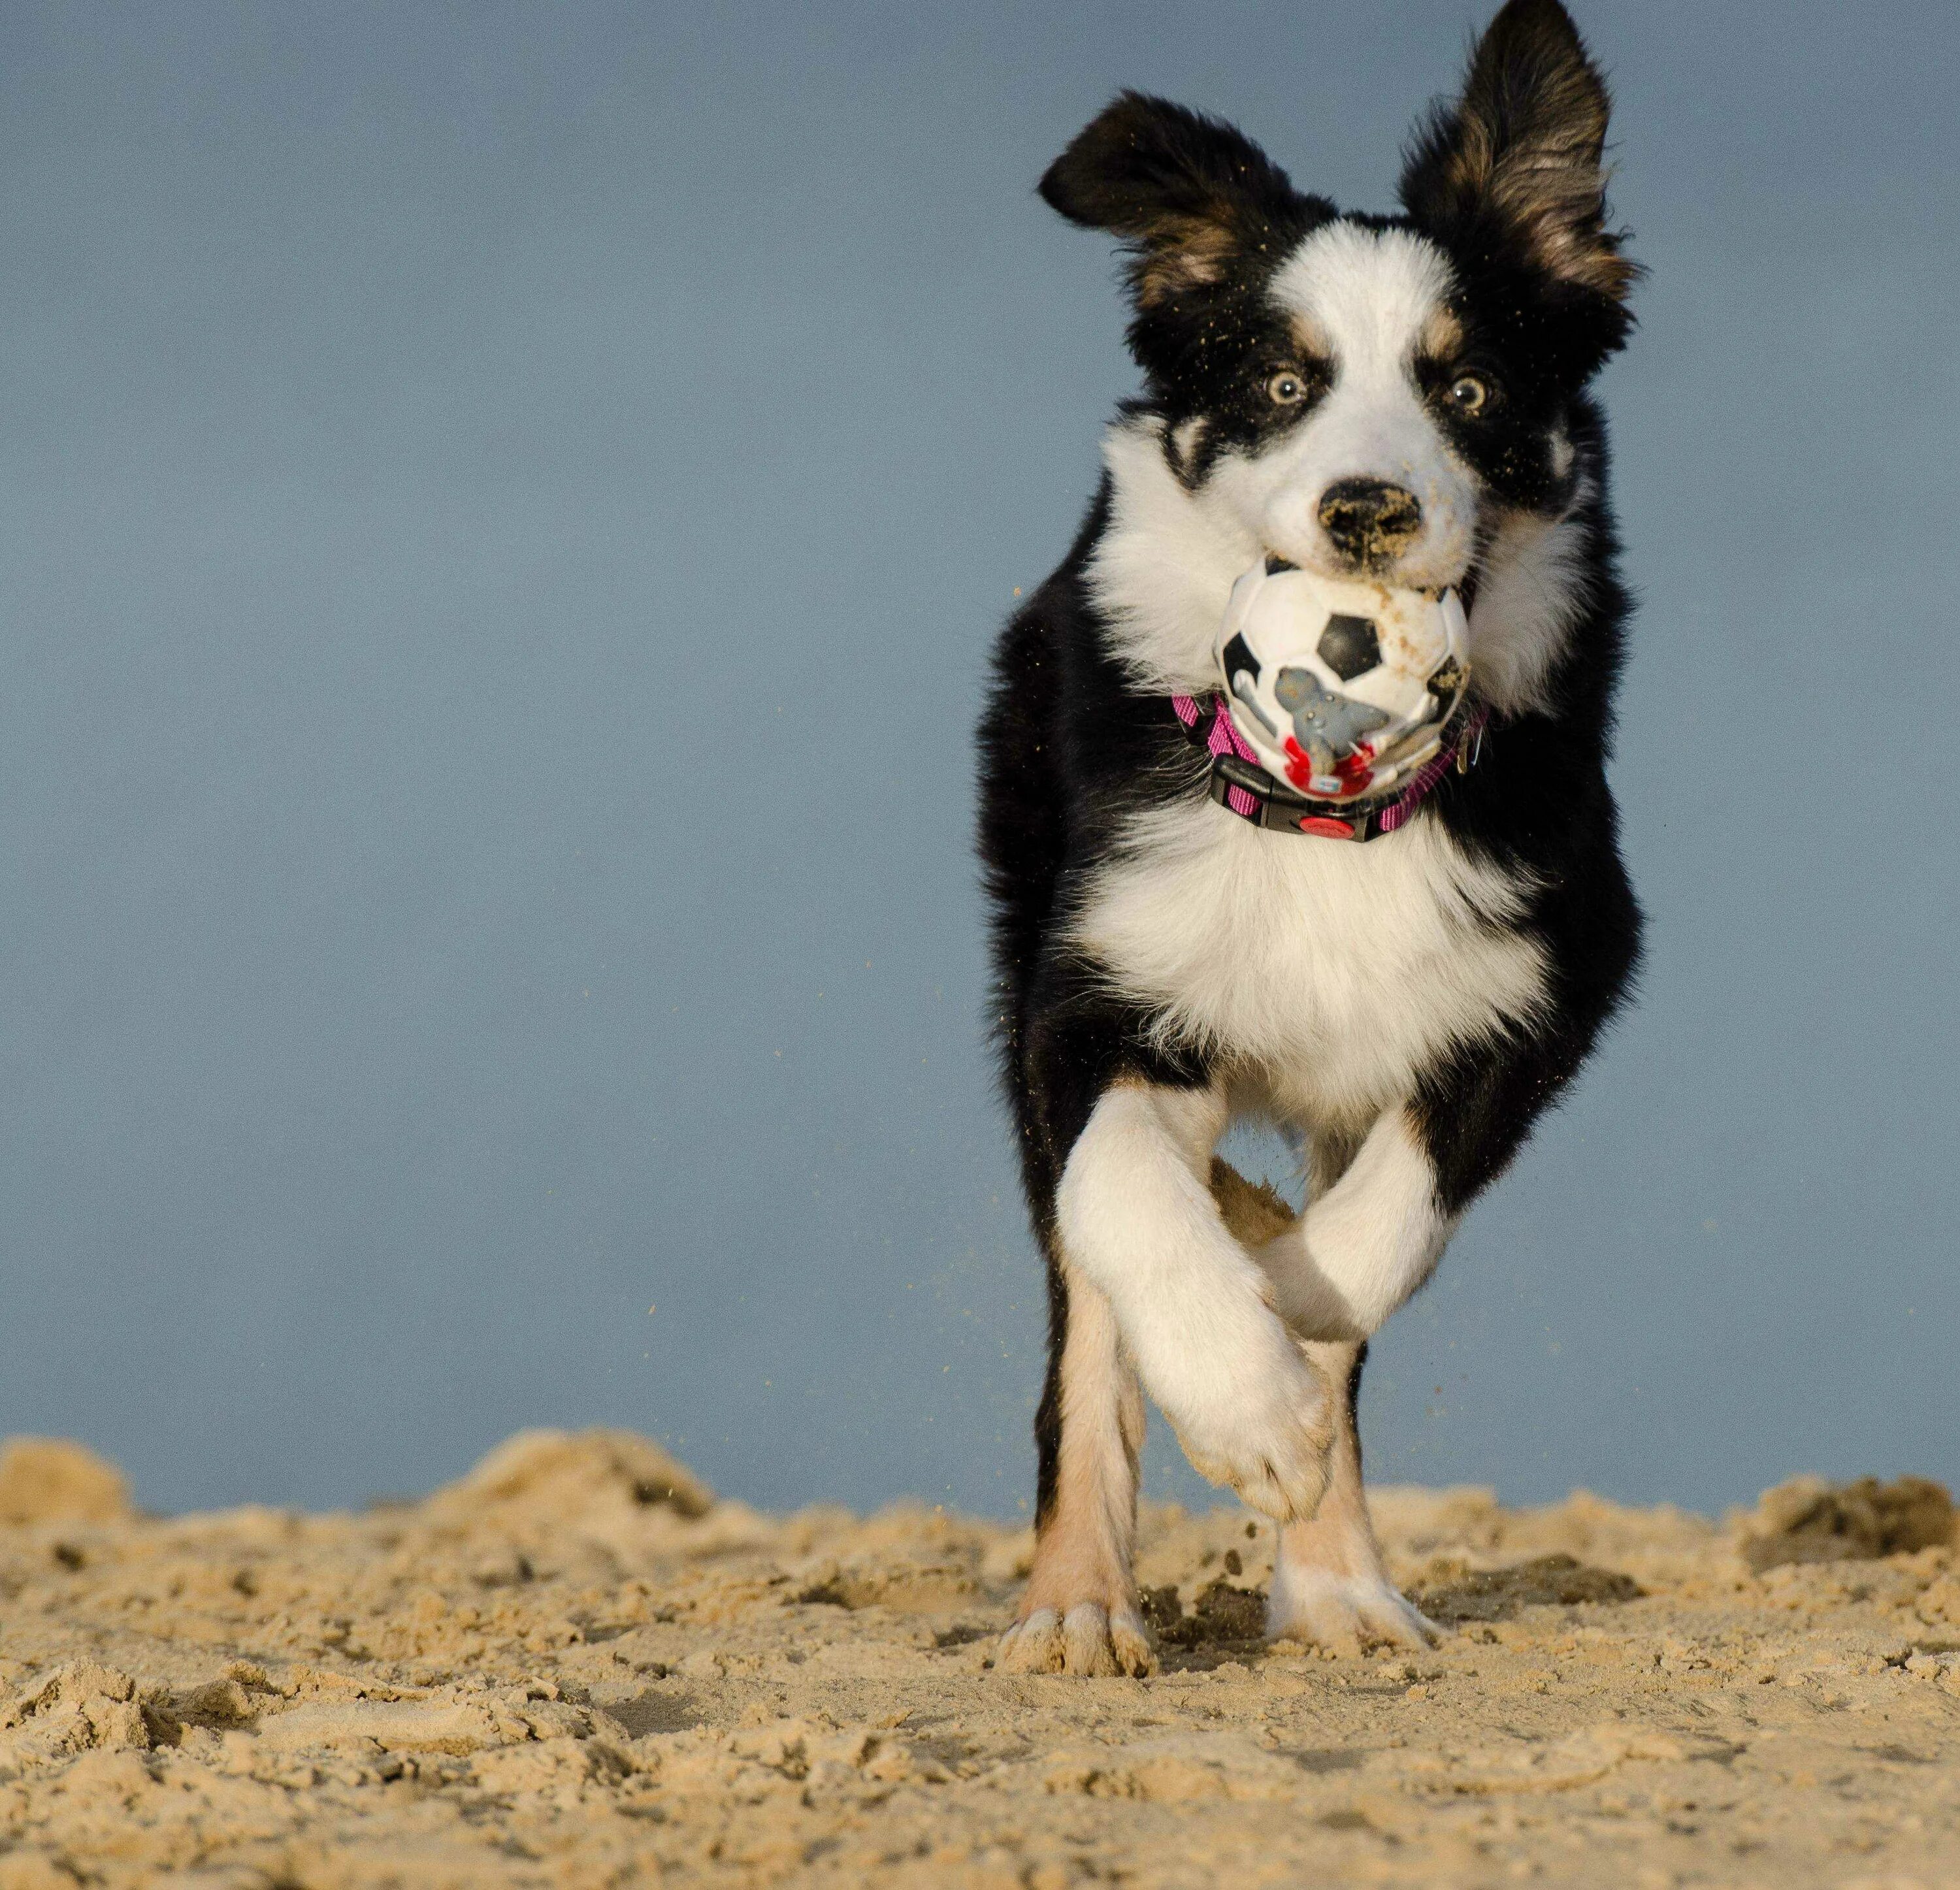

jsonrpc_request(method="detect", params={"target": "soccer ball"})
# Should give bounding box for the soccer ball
[1215,560,1470,802]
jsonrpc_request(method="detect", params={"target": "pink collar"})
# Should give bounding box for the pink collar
[1171,691,1488,842]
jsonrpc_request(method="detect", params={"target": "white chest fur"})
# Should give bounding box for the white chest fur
[1071,799,1548,1129]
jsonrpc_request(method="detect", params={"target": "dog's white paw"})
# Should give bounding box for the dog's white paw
[1156,1325,1335,1523]
[996,1603,1156,1678]
[1267,1567,1438,1654]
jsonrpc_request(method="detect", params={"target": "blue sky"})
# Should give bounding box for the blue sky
[3,1,1955,1516]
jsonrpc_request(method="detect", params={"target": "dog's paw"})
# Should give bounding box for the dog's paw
[1160,1330,1335,1524]
[1267,1567,1438,1654]
[996,1603,1156,1678]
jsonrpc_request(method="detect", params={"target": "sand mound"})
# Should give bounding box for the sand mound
[425,1427,715,1526]
[0,1436,1955,1888]
[0,1439,131,1526]
[1737,1472,1957,1571]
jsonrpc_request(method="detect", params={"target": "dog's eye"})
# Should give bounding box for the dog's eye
[1447,375,1490,415]
[1266,369,1308,406]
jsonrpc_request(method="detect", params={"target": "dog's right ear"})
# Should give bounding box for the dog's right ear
[1039,93,1303,310]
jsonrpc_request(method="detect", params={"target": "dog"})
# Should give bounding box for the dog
[977,0,1642,1676]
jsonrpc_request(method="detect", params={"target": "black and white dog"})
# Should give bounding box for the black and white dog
[978,0,1642,1675]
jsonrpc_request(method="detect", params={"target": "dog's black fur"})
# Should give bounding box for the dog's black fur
[978,0,1642,1543]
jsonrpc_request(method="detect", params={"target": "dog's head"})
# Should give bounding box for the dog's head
[1044,0,1635,604]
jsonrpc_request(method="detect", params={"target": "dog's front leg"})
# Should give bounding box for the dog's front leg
[1055,1079,1336,1524]
[1248,1105,1454,1343]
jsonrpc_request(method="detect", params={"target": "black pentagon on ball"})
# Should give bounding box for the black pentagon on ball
[1220,631,1260,685]
[1316,613,1381,681]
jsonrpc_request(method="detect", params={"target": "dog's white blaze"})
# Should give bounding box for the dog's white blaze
[1071,797,1549,1127]
[1215,223,1477,587]
[1267,221,1454,371]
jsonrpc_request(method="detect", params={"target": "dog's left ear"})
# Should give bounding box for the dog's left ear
[1399,0,1636,304]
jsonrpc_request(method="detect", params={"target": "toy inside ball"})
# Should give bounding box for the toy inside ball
[1215,560,1470,801]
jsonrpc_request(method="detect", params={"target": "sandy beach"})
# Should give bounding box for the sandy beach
[1,1429,1955,1888]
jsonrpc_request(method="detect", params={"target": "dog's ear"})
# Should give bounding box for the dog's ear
[1399,0,1636,303]
[1040,93,1301,309]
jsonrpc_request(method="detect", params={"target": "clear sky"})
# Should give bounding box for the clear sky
[3,1,1955,1520]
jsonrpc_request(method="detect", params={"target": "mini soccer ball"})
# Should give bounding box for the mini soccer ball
[1215,560,1471,802]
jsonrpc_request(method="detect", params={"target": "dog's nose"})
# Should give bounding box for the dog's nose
[1316,478,1423,565]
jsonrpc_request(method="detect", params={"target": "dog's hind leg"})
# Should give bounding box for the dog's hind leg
[996,1068,1331,1676]
[1266,1341,1437,1652]
[1217,1145,1436,1652]
[996,1259,1154,1676]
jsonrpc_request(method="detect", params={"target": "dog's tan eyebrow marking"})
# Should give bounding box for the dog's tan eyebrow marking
[1416,307,1465,359]
[1286,314,1333,359]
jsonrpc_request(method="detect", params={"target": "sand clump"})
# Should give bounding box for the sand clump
[0,1440,131,1527]
[0,1436,1955,1889]
[428,1427,715,1524]
[1735,1473,1956,1572]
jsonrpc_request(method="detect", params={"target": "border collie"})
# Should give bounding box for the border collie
[978,0,1642,1675]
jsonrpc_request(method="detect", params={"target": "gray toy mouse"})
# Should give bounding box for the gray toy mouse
[1271,667,1392,777]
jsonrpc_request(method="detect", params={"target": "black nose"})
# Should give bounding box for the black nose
[1316,478,1423,565]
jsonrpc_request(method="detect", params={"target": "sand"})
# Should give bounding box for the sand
[1,1430,1957,1889]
